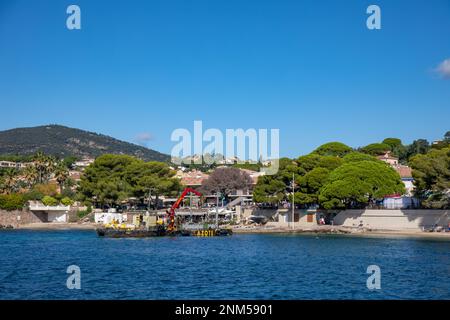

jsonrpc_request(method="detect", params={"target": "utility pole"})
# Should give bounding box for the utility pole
[216,192,219,229]
[148,188,156,222]
[147,188,152,211]
[292,173,295,230]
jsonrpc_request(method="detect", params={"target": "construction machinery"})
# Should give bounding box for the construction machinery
[166,187,202,232]
[96,187,232,238]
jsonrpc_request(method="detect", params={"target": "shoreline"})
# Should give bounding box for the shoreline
[232,225,450,240]
[6,223,450,240]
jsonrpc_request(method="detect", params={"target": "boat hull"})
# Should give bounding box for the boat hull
[96,226,232,238]
[96,225,166,238]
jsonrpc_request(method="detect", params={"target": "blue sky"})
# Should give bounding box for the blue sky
[0,0,449,158]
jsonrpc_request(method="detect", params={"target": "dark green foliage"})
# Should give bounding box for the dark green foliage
[313,142,353,157]
[343,152,378,163]
[42,196,58,206]
[360,143,391,156]
[0,155,34,162]
[296,167,330,205]
[61,197,74,206]
[232,162,261,172]
[404,139,430,160]
[23,189,45,201]
[79,154,181,206]
[253,176,287,204]
[382,138,407,159]
[410,147,450,209]
[445,131,450,142]
[77,205,92,219]
[0,194,26,211]
[319,161,405,209]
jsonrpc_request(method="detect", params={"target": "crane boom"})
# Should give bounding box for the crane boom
[167,187,202,232]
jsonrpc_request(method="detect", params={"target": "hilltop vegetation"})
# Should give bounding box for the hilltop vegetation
[0,125,169,162]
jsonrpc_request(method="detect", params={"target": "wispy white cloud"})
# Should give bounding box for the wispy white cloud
[435,58,450,79]
[134,132,153,147]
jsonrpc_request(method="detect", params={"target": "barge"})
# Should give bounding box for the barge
[96,225,232,238]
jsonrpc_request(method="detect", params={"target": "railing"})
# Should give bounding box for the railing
[29,204,70,211]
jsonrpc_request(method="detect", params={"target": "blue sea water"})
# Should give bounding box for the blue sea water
[0,230,449,300]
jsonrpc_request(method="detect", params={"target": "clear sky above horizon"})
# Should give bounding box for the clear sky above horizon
[1,0,449,158]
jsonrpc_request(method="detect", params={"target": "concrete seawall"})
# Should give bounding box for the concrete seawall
[333,209,449,231]
[0,209,80,227]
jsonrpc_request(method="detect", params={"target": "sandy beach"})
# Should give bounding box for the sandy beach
[232,225,450,240]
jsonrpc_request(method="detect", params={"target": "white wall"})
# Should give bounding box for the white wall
[333,209,449,231]
[47,212,68,223]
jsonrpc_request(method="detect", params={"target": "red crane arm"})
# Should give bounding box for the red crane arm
[166,187,202,231]
[171,187,202,211]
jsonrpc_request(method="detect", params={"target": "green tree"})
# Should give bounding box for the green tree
[42,195,58,206]
[343,152,378,163]
[0,194,26,211]
[61,197,74,206]
[360,143,391,156]
[54,162,69,193]
[296,167,330,205]
[130,161,181,208]
[382,138,402,148]
[444,131,450,142]
[32,183,58,197]
[32,152,56,184]
[313,142,353,157]
[79,154,181,207]
[409,147,450,209]
[79,154,137,205]
[22,165,39,188]
[0,169,19,194]
[253,176,286,204]
[319,161,405,209]
[63,156,78,169]
[382,138,406,159]
[405,139,430,160]
[232,162,261,172]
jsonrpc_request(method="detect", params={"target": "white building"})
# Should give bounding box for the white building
[28,201,70,222]
[0,161,31,169]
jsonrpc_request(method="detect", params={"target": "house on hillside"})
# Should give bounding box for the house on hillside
[377,151,418,208]
[73,158,95,170]
[377,151,399,166]
[176,169,209,188]
[0,161,32,169]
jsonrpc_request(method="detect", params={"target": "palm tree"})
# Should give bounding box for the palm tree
[33,152,56,184]
[23,165,39,188]
[0,169,19,194]
[54,162,69,193]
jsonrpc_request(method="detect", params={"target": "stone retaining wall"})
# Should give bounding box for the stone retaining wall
[0,209,46,227]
